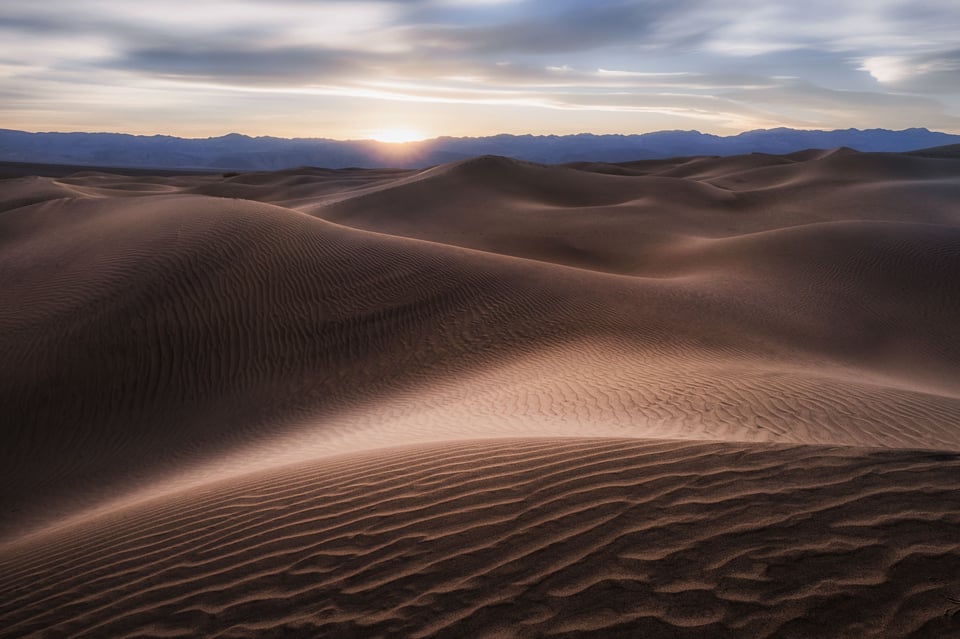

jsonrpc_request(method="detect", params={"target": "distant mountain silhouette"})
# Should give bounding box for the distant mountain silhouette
[2,127,958,171]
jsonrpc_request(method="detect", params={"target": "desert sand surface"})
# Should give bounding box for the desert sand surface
[1,149,959,637]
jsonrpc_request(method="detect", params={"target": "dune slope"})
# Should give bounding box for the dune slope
[2,438,959,638]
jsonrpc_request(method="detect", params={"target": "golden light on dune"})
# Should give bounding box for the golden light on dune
[368,127,428,143]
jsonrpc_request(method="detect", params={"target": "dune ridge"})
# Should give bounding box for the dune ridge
[1,148,959,637]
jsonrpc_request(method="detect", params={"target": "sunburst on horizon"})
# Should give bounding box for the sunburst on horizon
[367,127,429,144]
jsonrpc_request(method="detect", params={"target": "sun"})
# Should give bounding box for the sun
[368,127,428,144]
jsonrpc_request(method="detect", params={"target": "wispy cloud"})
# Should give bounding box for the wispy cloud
[1,0,958,136]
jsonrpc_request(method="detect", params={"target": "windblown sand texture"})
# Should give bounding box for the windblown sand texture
[2,149,959,637]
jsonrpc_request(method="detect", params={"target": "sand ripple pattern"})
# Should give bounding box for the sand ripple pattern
[1,438,959,638]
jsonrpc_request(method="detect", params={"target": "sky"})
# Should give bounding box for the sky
[1,0,959,140]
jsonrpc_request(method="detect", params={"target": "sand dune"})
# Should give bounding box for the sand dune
[2,439,959,638]
[1,148,959,637]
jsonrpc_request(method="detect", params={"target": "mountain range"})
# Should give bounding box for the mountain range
[2,127,959,171]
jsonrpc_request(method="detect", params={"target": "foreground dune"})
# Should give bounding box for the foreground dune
[2,438,959,638]
[1,149,959,637]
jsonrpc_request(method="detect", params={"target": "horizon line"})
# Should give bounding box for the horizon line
[2,125,950,144]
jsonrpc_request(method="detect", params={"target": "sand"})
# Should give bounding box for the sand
[1,149,959,637]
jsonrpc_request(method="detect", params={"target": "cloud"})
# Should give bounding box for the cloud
[862,50,960,93]
[1,0,959,136]
[723,80,960,130]
[0,1,402,50]
[861,56,914,84]
[400,0,707,55]
[109,46,367,84]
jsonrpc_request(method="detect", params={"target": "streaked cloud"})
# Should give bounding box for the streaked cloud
[862,49,960,93]
[0,0,958,137]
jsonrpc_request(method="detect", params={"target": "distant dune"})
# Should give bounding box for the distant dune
[2,148,959,637]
